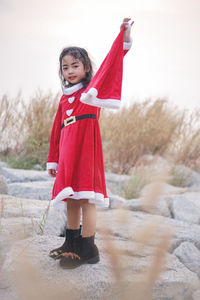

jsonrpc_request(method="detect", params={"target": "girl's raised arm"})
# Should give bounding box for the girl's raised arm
[120,17,134,42]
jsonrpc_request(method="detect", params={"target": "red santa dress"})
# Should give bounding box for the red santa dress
[47,27,132,210]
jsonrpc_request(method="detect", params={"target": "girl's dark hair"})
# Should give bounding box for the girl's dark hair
[59,47,93,89]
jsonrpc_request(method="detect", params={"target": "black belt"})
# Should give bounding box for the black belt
[61,114,96,129]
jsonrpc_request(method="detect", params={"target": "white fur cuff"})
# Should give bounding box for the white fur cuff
[123,38,132,50]
[46,162,58,170]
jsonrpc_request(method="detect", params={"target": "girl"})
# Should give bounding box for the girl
[47,18,133,269]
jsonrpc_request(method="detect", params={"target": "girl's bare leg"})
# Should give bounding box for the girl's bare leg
[81,200,96,237]
[66,199,96,236]
[67,199,81,229]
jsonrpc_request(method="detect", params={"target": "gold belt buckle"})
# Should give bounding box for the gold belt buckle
[64,116,76,127]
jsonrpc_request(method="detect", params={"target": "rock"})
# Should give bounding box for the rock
[172,165,200,189]
[33,164,43,170]
[0,195,66,237]
[169,164,194,187]
[193,289,200,300]
[0,166,55,200]
[1,194,200,300]
[1,236,199,300]
[182,190,200,211]
[171,195,200,224]
[174,242,200,278]
[0,161,8,168]
[8,180,54,200]
[97,208,200,252]
[43,206,67,236]
[152,254,199,300]
[141,182,186,197]
[123,196,171,218]
[108,193,126,209]
[105,172,130,196]
[109,192,171,218]
[4,194,200,255]
[191,172,200,189]
[170,218,200,252]
[0,175,8,194]
[0,167,51,183]
[0,195,49,240]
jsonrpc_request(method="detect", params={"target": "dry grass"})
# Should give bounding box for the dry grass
[22,90,60,160]
[0,92,25,154]
[123,168,150,199]
[0,93,200,173]
[122,162,195,199]
[168,109,200,170]
[0,90,60,169]
[169,164,193,188]
[100,99,200,173]
[35,202,51,235]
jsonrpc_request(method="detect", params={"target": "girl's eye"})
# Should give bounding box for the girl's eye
[73,65,78,68]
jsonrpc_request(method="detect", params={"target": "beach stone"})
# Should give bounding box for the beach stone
[108,193,126,209]
[33,164,43,170]
[171,195,200,224]
[0,166,51,183]
[193,289,200,300]
[98,208,200,252]
[174,242,200,278]
[105,172,130,196]
[8,180,54,200]
[177,190,200,211]
[1,194,200,300]
[0,161,8,168]
[1,235,199,300]
[123,196,171,217]
[141,182,186,197]
[108,191,171,218]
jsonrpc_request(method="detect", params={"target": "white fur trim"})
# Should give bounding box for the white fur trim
[80,88,121,109]
[63,82,83,95]
[123,38,132,50]
[50,186,109,210]
[46,162,58,170]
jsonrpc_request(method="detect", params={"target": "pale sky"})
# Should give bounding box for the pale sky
[0,0,200,110]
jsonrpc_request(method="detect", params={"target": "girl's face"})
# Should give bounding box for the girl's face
[62,55,88,85]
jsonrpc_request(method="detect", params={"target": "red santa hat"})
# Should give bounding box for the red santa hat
[80,27,125,109]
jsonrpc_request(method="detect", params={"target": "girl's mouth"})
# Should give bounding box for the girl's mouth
[69,76,76,81]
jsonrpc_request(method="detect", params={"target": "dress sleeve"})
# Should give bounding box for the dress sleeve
[46,102,62,169]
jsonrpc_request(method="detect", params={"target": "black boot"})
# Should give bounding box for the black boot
[59,234,100,269]
[49,226,81,259]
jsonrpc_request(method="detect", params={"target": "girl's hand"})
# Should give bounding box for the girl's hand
[120,17,134,42]
[48,169,57,177]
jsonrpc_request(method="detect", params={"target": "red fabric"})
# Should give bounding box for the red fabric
[80,27,128,109]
